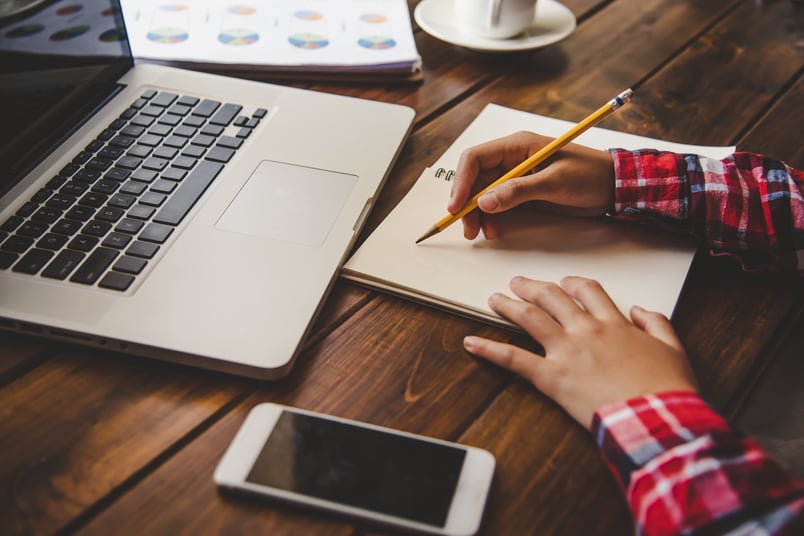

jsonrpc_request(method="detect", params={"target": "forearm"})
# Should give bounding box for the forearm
[592,391,804,535]
[609,149,804,271]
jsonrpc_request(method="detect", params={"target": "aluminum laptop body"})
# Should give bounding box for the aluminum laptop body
[0,0,414,378]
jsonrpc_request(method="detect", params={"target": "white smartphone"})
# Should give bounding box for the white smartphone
[214,403,496,536]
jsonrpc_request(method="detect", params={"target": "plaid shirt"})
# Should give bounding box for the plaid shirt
[610,149,804,271]
[593,391,804,535]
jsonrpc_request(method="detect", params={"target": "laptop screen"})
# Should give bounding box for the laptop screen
[0,0,132,198]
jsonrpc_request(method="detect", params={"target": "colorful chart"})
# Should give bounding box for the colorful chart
[288,33,329,49]
[56,5,84,16]
[294,10,323,21]
[218,28,259,46]
[228,6,257,16]
[146,27,189,44]
[99,26,126,42]
[360,13,387,23]
[5,24,45,39]
[358,36,396,49]
[160,4,188,12]
[50,25,91,41]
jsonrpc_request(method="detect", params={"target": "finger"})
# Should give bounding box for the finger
[560,276,623,320]
[461,210,481,240]
[630,306,685,351]
[463,335,557,390]
[507,277,584,326]
[487,290,561,342]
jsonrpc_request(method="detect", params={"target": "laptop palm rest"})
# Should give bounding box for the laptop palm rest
[215,160,357,247]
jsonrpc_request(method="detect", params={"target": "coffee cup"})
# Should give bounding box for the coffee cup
[454,0,538,40]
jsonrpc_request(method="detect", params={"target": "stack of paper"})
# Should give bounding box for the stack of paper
[121,0,422,82]
[343,104,735,328]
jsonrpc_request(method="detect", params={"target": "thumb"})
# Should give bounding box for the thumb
[630,306,684,351]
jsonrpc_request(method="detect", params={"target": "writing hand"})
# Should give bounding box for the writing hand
[463,276,698,429]
[448,131,616,240]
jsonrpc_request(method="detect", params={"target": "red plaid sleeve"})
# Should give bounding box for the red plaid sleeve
[592,391,804,535]
[609,149,804,271]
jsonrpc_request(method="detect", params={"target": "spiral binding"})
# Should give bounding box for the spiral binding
[434,167,455,181]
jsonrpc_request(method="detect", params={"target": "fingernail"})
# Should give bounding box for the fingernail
[463,336,478,349]
[478,191,499,211]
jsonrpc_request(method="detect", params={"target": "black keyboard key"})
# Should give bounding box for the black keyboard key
[70,247,119,284]
[167,104,192,116]
[141,104,165,117]
[182,115,205,128]
[127,240,159,259]
[62,182,88,196]
[157,114,181,127]
[37,233,69,250]
[153,146,178,160]
[206,147,235,163]
[172,156,197,170]
[72,150,93,165]
[162,168,187,182]
[177,95,199,107]
[142,157,169,172]
[65,205,96,222]
[151,92,178,107]
[120,181,148,195]
[245,117,260,129]
[193,99,221,117]
[99,146,124,160]
[217,135,243,150]
[59,162,81,177]
[32,206,62,223]
[115,218,144,234]
[32,188,53,204]
[102,232,133,249]
[92,179,120,195]
[131,169,158,183]
[236,127,252,139]
[13,248,54,274]
[173,125,197,138]
[209,103,242,126]
[141,89,157,100]
[67,234,99,252]
[153,161,223,226]
[53,218,84,235]
[191,134,215,147]
[139,223,173,243]
[151,179,177,194]
[108,193,137,209]
[163,135,187,148]
[17,221,48,238]
[78,192,108,208]
[113,255,147,274]
[128,205,156,220]
[201,125,225,138]
[42,249,85,280]
[139,192,167,207]
[127,145,153,159]
[74,169,102,183]
[233,115,248,127]
[82,220,112,237]
[46,193,77,210]
[86,157,114,172]
[147,124,172,137]
[137,134,163,147]
[181,145,206,159]
[47,175,69,190]
[2,215,24,232]
[253,108,268,118]
[2,234,34,253]
[0,251,18,270]
[99,271,135,291]
[105,167,132,181]
[97,206,125,222]
[116,156,143,170]
[15,202,37,217]
[110,134,136,148]
[130,115,154,128]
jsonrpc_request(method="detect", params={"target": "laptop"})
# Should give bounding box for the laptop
[0,0,414,378]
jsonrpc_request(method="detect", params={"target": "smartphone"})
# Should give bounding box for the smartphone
[214,403,496,536]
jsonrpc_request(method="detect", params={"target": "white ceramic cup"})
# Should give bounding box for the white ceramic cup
[454,0,538,39]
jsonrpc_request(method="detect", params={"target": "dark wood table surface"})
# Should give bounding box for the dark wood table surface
[2,1,803,534]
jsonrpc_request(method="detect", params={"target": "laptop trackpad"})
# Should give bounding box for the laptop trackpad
[216,160,357,247]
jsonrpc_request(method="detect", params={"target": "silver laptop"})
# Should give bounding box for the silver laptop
[0,0,413,378]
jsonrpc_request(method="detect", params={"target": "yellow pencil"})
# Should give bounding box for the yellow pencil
[415,88,634,244]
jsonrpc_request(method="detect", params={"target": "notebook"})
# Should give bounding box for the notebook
[0,0,414,378]
[342,104,734,328]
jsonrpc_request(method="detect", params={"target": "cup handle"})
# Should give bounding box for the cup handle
[489,0,503,28]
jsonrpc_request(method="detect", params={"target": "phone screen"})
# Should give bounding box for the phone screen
[246,411,468,527]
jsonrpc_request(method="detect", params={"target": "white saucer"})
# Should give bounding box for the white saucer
[414,0,576,53]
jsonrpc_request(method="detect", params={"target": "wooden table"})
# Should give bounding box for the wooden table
[2,1,802,534]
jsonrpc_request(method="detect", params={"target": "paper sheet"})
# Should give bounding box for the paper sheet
[343,104,736,328]
[120,0,421,72]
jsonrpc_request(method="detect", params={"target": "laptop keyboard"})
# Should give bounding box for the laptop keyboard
[0,89,265,291]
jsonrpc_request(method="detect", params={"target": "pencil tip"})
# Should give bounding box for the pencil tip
[416,226,439,244]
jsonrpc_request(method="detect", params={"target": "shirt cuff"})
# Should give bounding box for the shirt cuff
[590,390,732,489]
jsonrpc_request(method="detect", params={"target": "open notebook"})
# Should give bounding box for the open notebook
[342,104,735,329]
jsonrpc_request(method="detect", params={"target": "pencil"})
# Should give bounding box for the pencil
[415,88,634,244]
